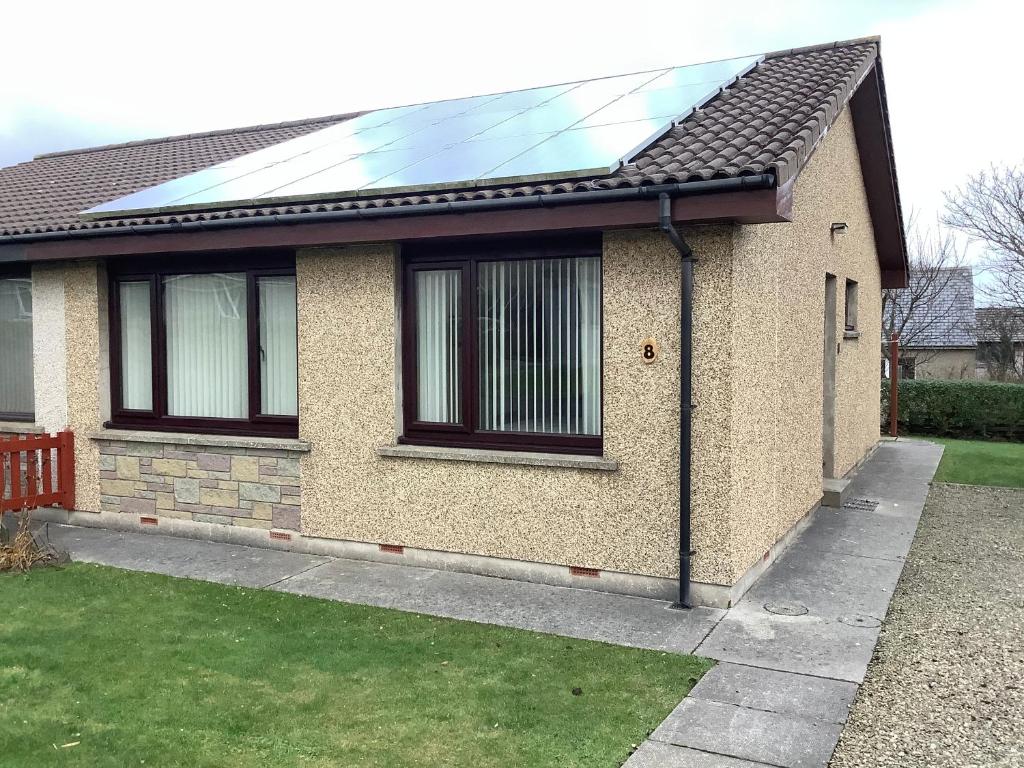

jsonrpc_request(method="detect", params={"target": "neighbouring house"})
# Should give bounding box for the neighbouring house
[886,267,977,380]
[0,37,906,608]
[975,307,1024,381]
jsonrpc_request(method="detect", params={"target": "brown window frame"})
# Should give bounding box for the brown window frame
[0,264,34,422]
[107,251,298,438]
[400,236,603,456]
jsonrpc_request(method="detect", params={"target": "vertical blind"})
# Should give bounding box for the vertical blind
[164,273,248,419]
[478,257,600,435]
[258,276,298,416]
[0,278,34,415]
[415,269,461,424]
[119,281,153,410]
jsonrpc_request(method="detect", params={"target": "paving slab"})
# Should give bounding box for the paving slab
[624,741,775,767]
[796,505,920,562]
[42,523,329,589]
[696,607,879,682]
[651,697,843,768]
[697,440,944,683]
[270,556,724,653]
[689,663,857,724]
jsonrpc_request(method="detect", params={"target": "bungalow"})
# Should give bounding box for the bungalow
[887,266,977,380]
[0,37,906,608]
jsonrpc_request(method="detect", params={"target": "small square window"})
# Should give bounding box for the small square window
[844,279,859,332]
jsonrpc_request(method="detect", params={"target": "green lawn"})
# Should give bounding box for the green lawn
[928,437,1024,488]
[0,564,709,768]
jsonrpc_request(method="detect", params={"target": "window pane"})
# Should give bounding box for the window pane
[415,269,461,424]
[0,277,33,415]
[258,276,298,416]
[164,273,248,419]
[478,257,600,436]
[119,282,153,410]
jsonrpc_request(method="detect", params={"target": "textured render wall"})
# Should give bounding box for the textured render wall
[64,261,105,513]
[297,231,731,581]
[95,440,301,529]
[31,264,68,432]
[727,107,883,579]
[910,349,976,380]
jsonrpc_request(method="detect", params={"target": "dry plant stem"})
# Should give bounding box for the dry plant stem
[0,512,56,572]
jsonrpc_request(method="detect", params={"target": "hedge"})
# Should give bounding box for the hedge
[881,378,1024,441]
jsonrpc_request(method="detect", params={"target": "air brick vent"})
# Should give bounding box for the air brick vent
[570,566,600,578]
[269,531,292,541]
[379,544,405,555]
[139,516,158,526]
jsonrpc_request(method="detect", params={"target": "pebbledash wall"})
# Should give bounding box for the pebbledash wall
[31,108,881,604]
[297,108,882,594]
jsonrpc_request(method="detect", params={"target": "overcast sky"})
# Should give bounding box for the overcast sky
[3,0,1022,240]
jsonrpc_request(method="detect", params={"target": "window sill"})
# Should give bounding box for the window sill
[0,421,44,434]
[89,429,311,453]
[843,330,862,340]
[376,444,619,471]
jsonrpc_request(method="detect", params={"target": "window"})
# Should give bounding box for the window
[898,356,916,381]
[401,238,602,455]
[109,254,297,437]
[844,279,859,331]
[0,267,34,421]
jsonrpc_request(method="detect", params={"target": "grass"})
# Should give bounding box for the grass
[0,564,710,767]
[926,436,1024,488]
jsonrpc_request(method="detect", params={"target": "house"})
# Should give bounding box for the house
[887,267,977,380]
[0,37,906,608]
[975,307,1024,381]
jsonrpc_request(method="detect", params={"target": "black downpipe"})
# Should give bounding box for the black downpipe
[658,193,695,610]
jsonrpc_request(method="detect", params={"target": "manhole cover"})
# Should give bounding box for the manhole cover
[838,614,881,628]
[764,601,808,616]
[844,498,880,511]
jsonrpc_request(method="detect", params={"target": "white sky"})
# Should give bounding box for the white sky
[3,0,1023,248]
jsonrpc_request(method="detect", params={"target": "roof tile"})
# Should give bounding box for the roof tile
[1,40,878,237]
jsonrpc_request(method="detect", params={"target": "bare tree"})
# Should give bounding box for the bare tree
[944,164,1024,307]
[882,214,970,365]
[975,308,1024,382]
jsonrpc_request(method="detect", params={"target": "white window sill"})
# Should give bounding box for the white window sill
[89,429,311,453]
[376,444,619,471]
[0,421,44,434]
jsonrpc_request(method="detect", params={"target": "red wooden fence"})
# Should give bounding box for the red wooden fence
[0,431,75,513]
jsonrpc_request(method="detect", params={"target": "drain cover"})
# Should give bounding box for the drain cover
[764,601,808,616]
[838,614,881,628]
[844,498,880,511]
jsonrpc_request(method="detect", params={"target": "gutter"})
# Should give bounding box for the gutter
[658,192,696,610]
[0,174,775,245]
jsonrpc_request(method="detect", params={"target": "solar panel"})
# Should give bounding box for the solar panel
[83,54,761,218]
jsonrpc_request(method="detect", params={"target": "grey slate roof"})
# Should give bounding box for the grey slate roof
[0,38,879,237]
[896,267,977,348]
[976,307,1024,343]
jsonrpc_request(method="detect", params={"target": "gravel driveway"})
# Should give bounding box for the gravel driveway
[830,483,1024,767]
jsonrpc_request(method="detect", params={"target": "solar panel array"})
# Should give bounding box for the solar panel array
[84,55,761,218]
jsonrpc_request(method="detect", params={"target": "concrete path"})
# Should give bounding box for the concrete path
[38,438,943,768]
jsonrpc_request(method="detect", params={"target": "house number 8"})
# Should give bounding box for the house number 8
[641,337,659,364]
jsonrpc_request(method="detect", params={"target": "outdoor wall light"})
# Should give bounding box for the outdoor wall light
[830,222,849,234]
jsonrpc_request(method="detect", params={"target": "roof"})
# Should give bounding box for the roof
[1,38,880,237]
[897,267,977,348]
[976,307,1024,343]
